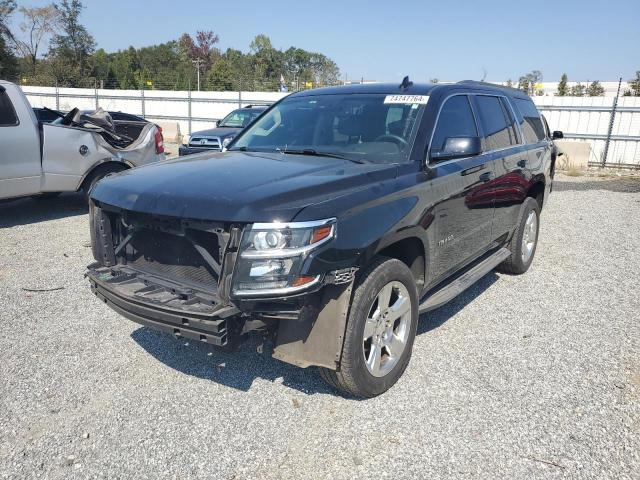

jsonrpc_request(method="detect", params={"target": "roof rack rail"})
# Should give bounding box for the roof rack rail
[457,80,522,92]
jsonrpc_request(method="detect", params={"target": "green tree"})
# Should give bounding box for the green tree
[569,83,586,96]
[47,0,95,86]
[0,0,17,79]
[12,5,60,75]
[518,70,543,95]
[557,73,569,96]
[629,71,640,96]
[0,36,18,78]
[586,80,605,97]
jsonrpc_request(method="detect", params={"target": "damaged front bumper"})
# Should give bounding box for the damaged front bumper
[87,264,241,347]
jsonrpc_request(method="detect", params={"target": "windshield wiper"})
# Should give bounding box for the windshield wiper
[279,148,366,164]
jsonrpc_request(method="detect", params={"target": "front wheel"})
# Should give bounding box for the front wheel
[319,257,418,398]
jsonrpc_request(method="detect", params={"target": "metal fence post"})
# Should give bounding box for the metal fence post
[94,80,99,110]
[601,77,622,167]
[188,88,192,134]
[141,87,146,118]
[238,90,242,108]
[55,81,59,110]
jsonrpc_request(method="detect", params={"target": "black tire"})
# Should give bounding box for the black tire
[318,257,419,398]
[497,197,541,275]
[82,166,125,203]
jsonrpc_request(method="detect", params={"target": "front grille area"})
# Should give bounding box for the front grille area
[189,136,221,150]
[92,206,232,291]
[127,229,219,288]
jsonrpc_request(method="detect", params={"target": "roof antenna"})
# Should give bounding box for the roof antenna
[399,75,413,90]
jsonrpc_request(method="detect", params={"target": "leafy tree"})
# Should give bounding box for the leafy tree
[179,30,219,77]
[505,79,513,88]
[518,70,543,95]
[0,0,18,79]
[12,5,60,75]
[557,73,569,96]
[0,0,16,42]
[0,36,18,78]
[47,0,95,86]
[586,80,605,97]
[569,83,586,96]
[629,71,640,96]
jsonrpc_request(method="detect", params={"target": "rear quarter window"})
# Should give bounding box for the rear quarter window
[514,98,546,143]
[0,89,19,126]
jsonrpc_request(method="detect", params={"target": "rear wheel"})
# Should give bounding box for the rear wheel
[497,197,540,274]
[319,257,418,398]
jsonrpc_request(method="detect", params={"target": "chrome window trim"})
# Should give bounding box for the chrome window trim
[426,91,526,167]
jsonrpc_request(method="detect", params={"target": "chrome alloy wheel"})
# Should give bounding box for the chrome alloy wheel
[521,210,538,263]
[362,281,413,377]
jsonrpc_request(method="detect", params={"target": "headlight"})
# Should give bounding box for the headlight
[222,136,235,149]
[232,218,336,297]
[182,134,190,146]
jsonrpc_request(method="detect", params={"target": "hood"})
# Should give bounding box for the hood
[91,151,397,222]
[190,127,240,139]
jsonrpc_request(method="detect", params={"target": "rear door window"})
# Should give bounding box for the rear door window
[430,95,478,156]
[473,95,519,151]
[0,89,19,126]
[514,98,546,143]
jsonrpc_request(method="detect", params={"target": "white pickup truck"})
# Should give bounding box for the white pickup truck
[0,80,165,202]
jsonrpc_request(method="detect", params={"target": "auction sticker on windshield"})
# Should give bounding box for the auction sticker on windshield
[384,95,429,104]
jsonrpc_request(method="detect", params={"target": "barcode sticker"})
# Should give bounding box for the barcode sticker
[384,95,429,105]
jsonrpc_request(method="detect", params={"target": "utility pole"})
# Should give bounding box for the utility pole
[192,58,203,91]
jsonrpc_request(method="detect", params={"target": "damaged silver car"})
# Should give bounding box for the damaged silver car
[0,80,165,202]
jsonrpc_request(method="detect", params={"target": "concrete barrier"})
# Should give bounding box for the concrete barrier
[156,121,181,143]
[555,140,590,170]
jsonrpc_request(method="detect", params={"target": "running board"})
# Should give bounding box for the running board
[419,247,511,313]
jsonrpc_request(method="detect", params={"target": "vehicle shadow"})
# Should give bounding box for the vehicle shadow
[417,272,499,335]
[131,272,499,397]
[0,193,88,228]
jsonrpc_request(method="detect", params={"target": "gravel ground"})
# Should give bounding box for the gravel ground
[1,174,639,479]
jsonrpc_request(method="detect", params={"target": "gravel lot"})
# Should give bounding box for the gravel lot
[1,174,639,479]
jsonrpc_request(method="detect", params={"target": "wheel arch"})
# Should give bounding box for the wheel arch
[78,160,130,192]
[372,234,427,293]
[527,177,546,210]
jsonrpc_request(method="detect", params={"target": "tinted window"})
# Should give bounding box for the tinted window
[514,98,546,142]
[219,109,262,128]
[474,95,518,150]
[109,112,145,122]
[0,90,18,126]
[430,95,477,155]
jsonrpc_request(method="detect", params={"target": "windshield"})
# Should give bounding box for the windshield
[219,109,262,128]
[231,94,425,163]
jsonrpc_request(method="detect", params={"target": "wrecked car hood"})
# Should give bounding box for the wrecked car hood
[90,151,396,223]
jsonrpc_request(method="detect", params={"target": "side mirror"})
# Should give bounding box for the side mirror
[552,130,564,140]
[430,136,482,162]
[215,119,221,127]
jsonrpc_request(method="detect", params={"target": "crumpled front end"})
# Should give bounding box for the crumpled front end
[86,200,356,369]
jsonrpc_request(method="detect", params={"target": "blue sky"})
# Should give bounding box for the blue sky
[10,0,640,82]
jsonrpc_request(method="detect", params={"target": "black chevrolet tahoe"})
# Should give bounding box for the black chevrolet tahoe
[87,80,562,398]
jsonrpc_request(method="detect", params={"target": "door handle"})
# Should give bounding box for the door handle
[517,159,527,168]
[479,171,494,182]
